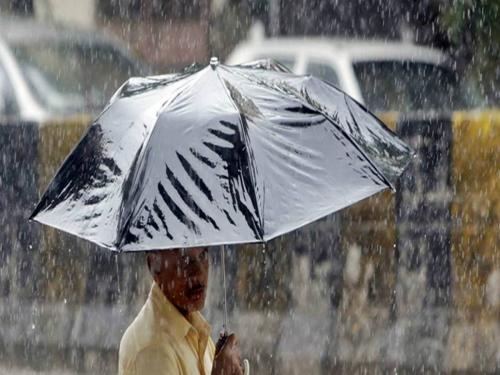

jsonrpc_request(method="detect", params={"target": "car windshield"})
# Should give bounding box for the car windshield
[353,61,480,112]
[10,41,146,116]
[256,55,296,71]
[305,61,339,86]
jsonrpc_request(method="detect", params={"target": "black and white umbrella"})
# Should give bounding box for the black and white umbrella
[31,58,410,251]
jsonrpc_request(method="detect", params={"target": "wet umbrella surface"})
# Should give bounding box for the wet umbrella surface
[31,58,411,252]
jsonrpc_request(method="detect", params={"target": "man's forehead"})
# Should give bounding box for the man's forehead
[153,246,208,256]
[179,246,209,255]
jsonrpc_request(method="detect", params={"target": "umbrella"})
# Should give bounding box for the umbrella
[30,57,411,332]
[31,57,410,250]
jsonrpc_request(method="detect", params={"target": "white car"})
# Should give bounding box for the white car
[0,16,150,122]
[226,37,479,112]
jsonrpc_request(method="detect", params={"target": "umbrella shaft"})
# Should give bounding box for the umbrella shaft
[221,244,229,333]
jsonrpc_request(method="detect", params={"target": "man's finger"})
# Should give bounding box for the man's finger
[233,345,242,362]
[225,333,237,347]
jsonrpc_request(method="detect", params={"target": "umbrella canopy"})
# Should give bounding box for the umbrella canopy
[31,58,411,252]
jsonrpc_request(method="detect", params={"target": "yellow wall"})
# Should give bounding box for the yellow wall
[37,116,92,302]
[451,110,500,317]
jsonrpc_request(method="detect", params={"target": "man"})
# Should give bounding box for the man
[119,246,244,375]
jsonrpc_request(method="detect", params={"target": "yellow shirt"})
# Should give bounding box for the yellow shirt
[119,282,215,375]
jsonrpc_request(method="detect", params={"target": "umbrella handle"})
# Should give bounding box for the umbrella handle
[215,331,228,354]
[243,359,250,375]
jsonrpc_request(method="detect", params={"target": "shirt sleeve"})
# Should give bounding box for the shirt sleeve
[207,337,216,361]
[130,345,181,375]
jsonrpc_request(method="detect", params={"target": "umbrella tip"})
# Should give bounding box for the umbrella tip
[210,56,219,69]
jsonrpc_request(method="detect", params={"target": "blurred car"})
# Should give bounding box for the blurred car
[226,37,480,112]
[0,16,151,122]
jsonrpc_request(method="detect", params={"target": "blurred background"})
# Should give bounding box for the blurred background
[0,0,498,374]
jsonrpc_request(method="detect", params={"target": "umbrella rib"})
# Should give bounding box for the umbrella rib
[300,78,396,190]
[322,104,394,190]
[341,95,396,190]
[214,67,265,240]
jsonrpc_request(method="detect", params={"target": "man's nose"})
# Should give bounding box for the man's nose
[186,268,207,286]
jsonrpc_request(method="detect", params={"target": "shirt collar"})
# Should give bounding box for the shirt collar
[149,282,211,340]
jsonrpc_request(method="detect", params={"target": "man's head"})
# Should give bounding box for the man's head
[147,247,209,315]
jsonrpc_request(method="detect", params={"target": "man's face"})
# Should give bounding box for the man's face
[150,247,209,315]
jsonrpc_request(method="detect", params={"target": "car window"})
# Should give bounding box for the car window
[306,61,339,86]
[0,62,18,118]
[353,61,479,112]
[255,55,295,71]
[9,41,146,116]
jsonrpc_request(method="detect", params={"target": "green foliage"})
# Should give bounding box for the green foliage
[441,0,500,106]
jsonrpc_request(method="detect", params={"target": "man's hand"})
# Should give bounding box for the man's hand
[212,333,243,375]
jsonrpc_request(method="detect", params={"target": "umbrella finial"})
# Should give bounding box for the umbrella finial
[210,56,219,69]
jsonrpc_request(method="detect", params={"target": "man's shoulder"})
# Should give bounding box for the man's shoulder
[119,300,168,365]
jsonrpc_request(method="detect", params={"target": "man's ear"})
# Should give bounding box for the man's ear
[146,252,160,276]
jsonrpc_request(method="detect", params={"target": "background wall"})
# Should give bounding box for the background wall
[0,111,498,374]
